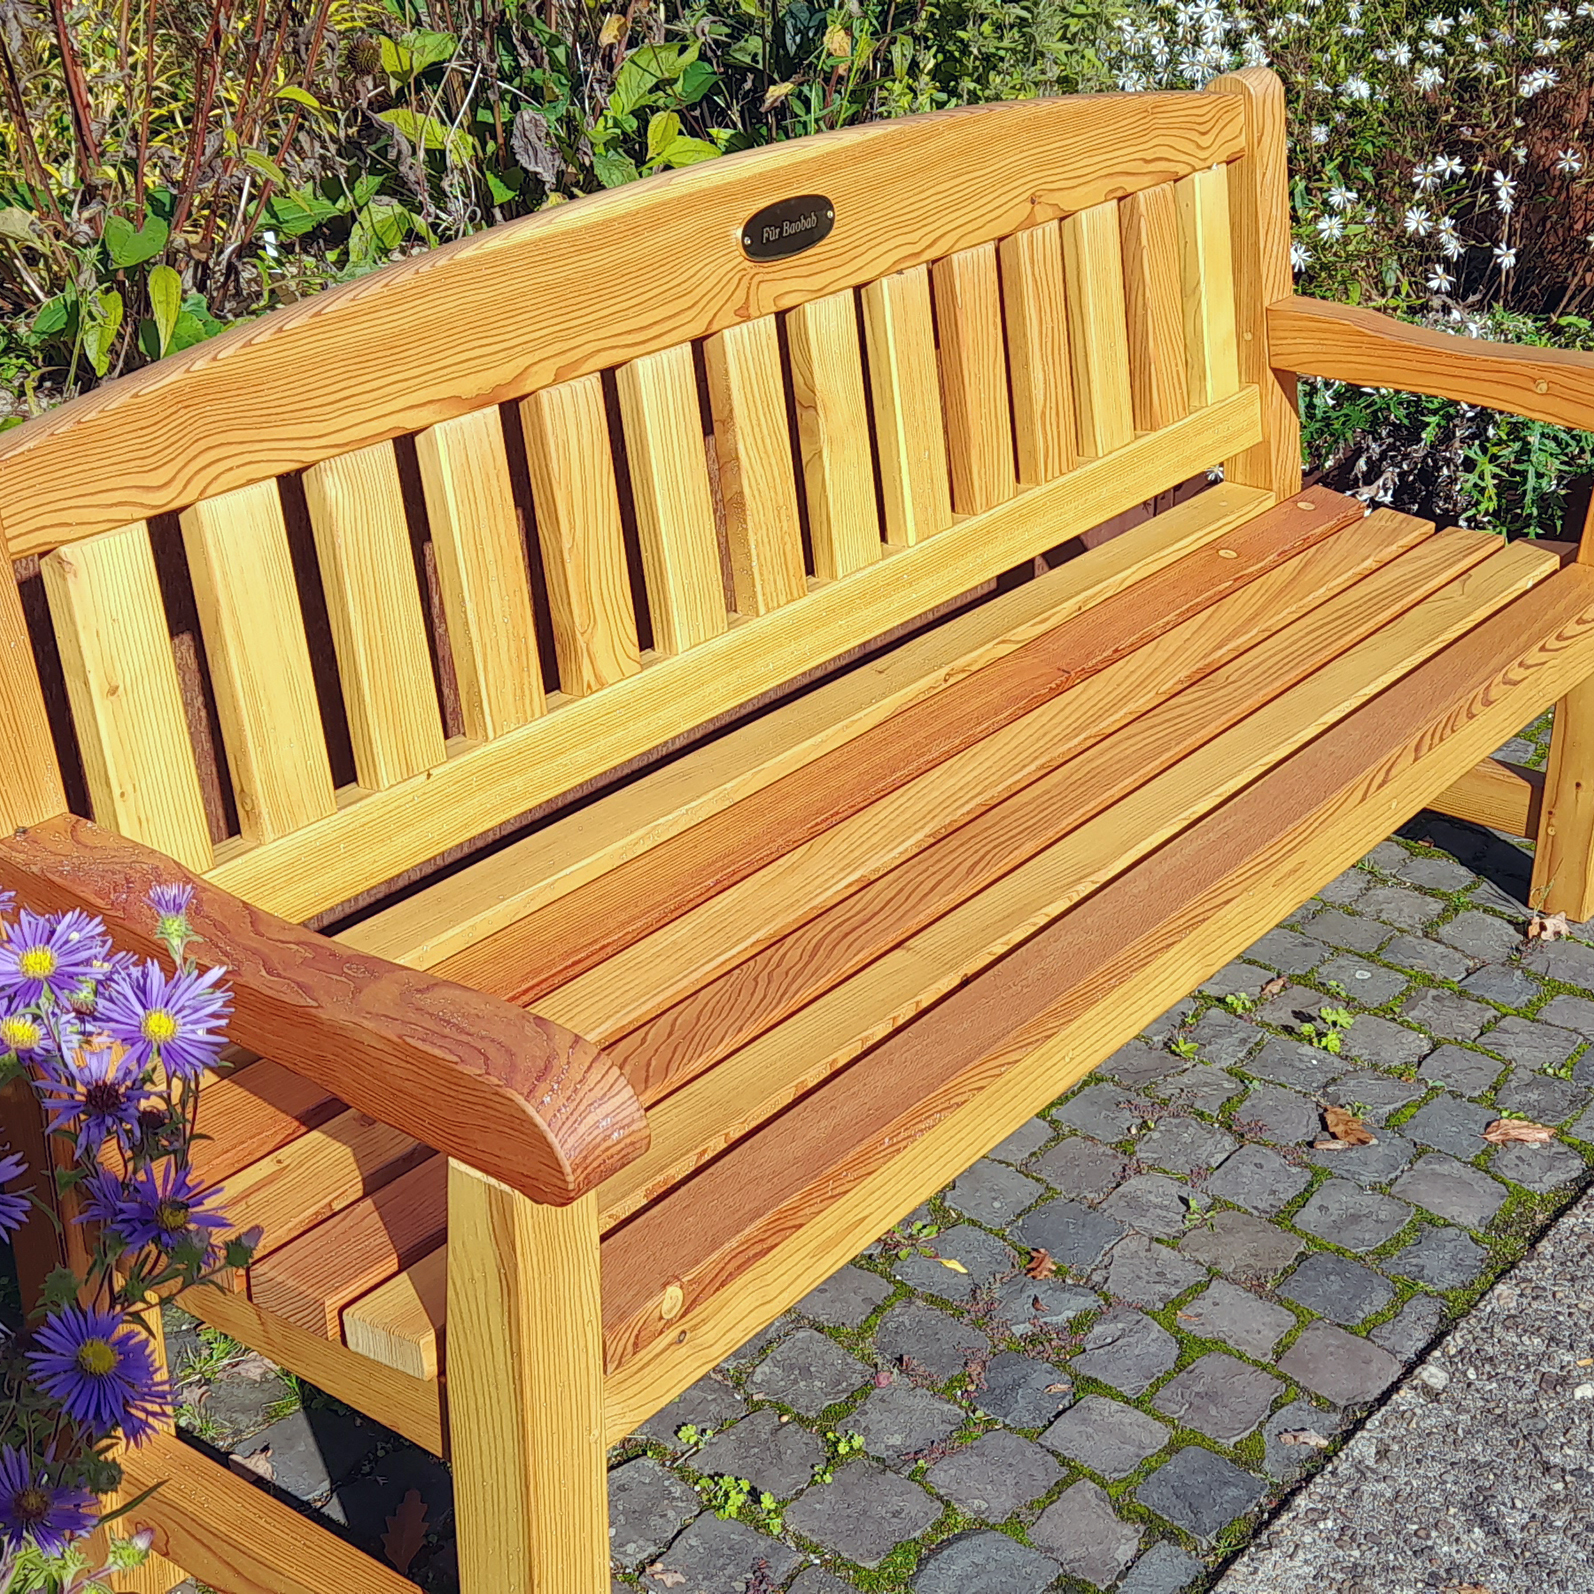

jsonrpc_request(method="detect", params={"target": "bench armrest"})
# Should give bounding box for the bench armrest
[0,815,650,1205]
[1267,294,1594,435]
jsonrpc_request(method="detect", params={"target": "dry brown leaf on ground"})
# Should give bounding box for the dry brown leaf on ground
[1259,976,1289,1000]
[1483,1117,1557,1144]
[1025,1248,1058,1280]
[382,1489,430,1574]
[223,1352,280,1383]
[1045,1382,1071,1393]
[1277,1429,1331,1449]
[647,1565,687,1588]
[227,1447,273,1484]
[1321,1105,1377,1146]
[1527,911,1572,942]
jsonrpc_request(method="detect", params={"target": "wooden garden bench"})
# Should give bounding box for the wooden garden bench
[4,64,1594,1594]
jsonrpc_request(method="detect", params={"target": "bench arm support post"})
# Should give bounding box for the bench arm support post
[0,814,650,1206]
[1267,292,1594,915]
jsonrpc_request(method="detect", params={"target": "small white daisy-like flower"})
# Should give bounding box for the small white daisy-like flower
[1426,264,1455,292]
[1415,64,1444,88]
[1310,123,1330,144]
[1438,224,1465,260]
[1314,213,1347,240]
[1425,13,1454,33]
[1520,67,1560,96]
[1290,240,1313,271]
[1556,147,1585,175]
[1413,161,1440,193]
[1492,242,1518,269]
[1538,35,1563,52]
[1492,169,1517,212]
[1435,154,1465,178]
[1419,37,1445,56]
[1341,21,1364,34]
[1404,205,1434,236]
[1389,41,1413,64]
[1326,182,1358,210]
[1545,5,1570,28]
[1341,73,1372,100]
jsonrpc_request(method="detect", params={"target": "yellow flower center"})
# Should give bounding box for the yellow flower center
[14,1485,49,1525]
[0,1014,40,1050]
[17,948,56,980]
[75,1337,119,1377]
[154,1199,190,1234]
[140,1009,179,1045]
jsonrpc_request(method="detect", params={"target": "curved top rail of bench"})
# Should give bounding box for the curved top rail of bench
[0,86,1251,559]
[0,814,650,1205]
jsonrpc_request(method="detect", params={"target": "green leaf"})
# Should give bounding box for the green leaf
[276,84,328,114]
[646,111,682,163]
[266,186,341,237]
[374,106,475,163]
[379,36,413,80]
[147,263,182,357]
[103,213,169,269]
[241,148,288,186]
[609,43,698,119]
[592,151,640,189]
[679,60,717,105]
[82,287,123,375]
[0,205,39,246]
[39,1265,82,1310]
[347,195,416,266]
[660,135,720,168]
[485,167,523,204]
[403,28,457,73]
[31,292,73,339]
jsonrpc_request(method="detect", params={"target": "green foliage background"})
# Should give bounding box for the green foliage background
[0,0,1590,533]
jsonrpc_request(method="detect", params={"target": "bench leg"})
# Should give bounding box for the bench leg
[447,1162,608,1594]
[1531,674,1594,918]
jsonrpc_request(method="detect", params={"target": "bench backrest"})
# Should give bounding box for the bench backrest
[0,70,1297,925]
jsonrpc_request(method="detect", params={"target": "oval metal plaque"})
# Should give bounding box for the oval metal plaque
[741,194,834,261]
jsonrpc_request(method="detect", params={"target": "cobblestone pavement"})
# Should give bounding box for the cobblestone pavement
[162,713,1594,1594]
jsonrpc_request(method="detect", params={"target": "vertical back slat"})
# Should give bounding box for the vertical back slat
[615,344,729,655]
[860,266,953,547]
[786,290,881,581]
[0,576,67,833]
[997,223,1076,487]
[703,319,807,617]
[415,408,545,741]
[1119,184,1190,433]
[1177,165,1242,410]
[1062,202,1136,459]
[932,242,1016,515]
[181,481,337,843]
[41,523,213,869]
[302,442,448,789]
[520,377,642,697]
[1205,69,1301,498]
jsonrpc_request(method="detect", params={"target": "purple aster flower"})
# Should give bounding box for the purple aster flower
[0,994,49,1059]
[73,1164,127,1232]
[0,889,14,919]
[114,1161,228,1256]
[0,1148,29,1242]
[0,910,110,1005]
[34,1046,146,1157]
[97,961,230,1081]
[27,1304,171,1443]
[0,1446,97,1555]
[148,883,193,922]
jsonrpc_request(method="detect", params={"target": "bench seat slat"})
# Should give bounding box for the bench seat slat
[187,1060,344,1188]
[525,493,1362,1038]
[601,511,1466,1104]
[180,480,338,842]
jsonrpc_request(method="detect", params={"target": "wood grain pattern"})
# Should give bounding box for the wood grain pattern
[249,1155,446,1336]
[616,343,728,654]
[1176,164,1241,408]
[302,441,447,787]
[446,489,1355,1011]
[1062,202,1136,458]
[599,553,1594,1370]
[448,1171,607,1594]
[180,480,337,842]
[208,388,1263,922]
[932,242,1017,514]
[114,1429,424,1594]
[1532,675,1594,915]
[0,568,67,833]
[703,317,807,616]
[1206,70,1300,498]
[998,222,1076,487]
[186,1060,344,1187]
[344,1245,446,1380]
[602,561,1594,1433]
[599,512,1463,1104]
[0,815,648,1204]
[520,375,643,695]
[41,523,213,870]
[0,94,1245,559]
[1119,184,1189,432]
[1433,755,1544,840]
[786,289,882,579]
[859,265,953,545]
[342,484,1273,971]
[1269,294,1594,434]
[185,1282,443,1452]
[414,406,545,740]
